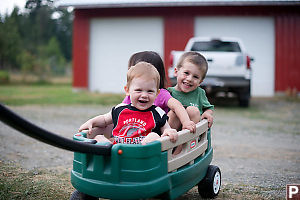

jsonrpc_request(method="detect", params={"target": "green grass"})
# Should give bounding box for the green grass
[0,161,73,200]
[0,161,281,200]
[0,83,125,106]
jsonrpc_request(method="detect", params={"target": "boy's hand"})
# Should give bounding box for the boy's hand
[182,120,196,133]
[162,129,178,143]
[201,110,214,128]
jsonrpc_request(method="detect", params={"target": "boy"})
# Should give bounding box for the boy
[168,51,214,130]
[79,62,178,145]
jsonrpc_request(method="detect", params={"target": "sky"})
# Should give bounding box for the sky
[0,0,27,16]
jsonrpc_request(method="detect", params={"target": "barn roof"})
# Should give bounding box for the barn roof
[56,0,300,8]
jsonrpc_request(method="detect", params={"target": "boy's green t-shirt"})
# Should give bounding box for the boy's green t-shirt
[167,87,214,114]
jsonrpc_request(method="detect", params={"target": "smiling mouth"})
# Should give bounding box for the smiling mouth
[138,100,148,104]
[183,81,192,87]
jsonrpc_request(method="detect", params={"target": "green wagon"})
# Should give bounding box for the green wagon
[70,119,221,200]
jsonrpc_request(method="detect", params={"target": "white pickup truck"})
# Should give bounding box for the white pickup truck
[168,37,253,107]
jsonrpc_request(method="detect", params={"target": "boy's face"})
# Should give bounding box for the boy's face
[124,77,159,110]
[174,61,203,93]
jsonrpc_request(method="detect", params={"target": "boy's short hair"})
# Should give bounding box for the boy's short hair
[127,62,160,90]
[176,51,208,80]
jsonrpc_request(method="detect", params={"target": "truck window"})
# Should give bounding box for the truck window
[191,41,241,52]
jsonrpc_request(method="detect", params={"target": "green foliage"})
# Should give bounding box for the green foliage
[0,8,22,69]
[18,50,35,80]
[0,70,10,83]
[45,37,67,75]
[55,9,73,60]
[0,0,72,76]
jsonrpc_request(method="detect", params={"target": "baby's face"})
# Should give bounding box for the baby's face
[175,61,203,93]
[126,77,158,110]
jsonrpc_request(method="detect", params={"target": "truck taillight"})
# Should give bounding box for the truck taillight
[246,55,251,69]
[169,53,174,67]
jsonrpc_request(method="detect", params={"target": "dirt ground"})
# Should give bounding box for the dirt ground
[0,97,299,199]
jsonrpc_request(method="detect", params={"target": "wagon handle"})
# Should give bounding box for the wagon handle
[0,104,112,155]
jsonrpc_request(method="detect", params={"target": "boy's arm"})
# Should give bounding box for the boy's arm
[199,88,214,128]
[78,111,113,134]
[201,109,213,128]
[167,97,196,133]
[160,122,178,143]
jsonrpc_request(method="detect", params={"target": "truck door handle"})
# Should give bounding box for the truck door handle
[207,58,213,62]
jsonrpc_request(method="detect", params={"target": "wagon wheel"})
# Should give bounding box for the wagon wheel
[198,165,221,198]
[70,190,98,200]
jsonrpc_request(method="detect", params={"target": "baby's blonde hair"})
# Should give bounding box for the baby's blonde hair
[127,62,160,90]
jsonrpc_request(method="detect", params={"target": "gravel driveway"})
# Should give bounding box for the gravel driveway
[1,98,299,199]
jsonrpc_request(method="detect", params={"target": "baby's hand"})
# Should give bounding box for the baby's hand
[182,120,196,133]
[78,120,93,135]
[162,129,178,143]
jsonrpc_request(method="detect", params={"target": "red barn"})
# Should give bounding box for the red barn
[57,0,300,97]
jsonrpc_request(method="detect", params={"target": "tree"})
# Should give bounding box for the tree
[44,37,66,75]
[24,0,56,53]
[18,50,35,81]
[0,0,73,75]
[55,9,73,60]
[0,8,22,70]
[25,0,53,10]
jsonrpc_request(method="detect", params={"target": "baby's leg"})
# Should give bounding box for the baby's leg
[167,110,182,130]
[186,106,201,123]
[171,106,200,156]
[141,132,161,145]
[173,145,183,155]
[168,110,183,155]
[94,135,113,143]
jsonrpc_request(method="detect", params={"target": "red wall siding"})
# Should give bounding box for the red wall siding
[72,10,90,88]
[72,6,300,92]
[275,14,300,92]
[164,15,194,85]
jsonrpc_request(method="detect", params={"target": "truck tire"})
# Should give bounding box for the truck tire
[70,190,98,200]
[198,165,221,198]
[238,85,250,107]
[239,97,250,107]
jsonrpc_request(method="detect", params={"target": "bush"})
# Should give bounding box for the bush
[0,70,10,83]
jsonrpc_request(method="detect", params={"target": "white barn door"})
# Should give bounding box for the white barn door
[89,17,164,93]
[195,17,274,97]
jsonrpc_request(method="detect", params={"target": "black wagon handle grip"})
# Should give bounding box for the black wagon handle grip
[0,104,112,155]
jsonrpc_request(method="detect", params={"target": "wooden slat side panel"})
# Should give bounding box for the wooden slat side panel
[158,120,208,151]
[158,120,209,172]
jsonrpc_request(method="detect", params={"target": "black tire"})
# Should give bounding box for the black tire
[70,190,98,200]
[238,97,249,107]
[238,85,250,107]
[70,190,81,200]
[198,165,221,198]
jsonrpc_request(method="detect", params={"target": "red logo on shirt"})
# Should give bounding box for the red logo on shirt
[113,109,155,144]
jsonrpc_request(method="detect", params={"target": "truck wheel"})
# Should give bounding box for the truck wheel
[238,86,250,107]
[70,190,98,200]
[239,98,249,107]
[198,165,221,198]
